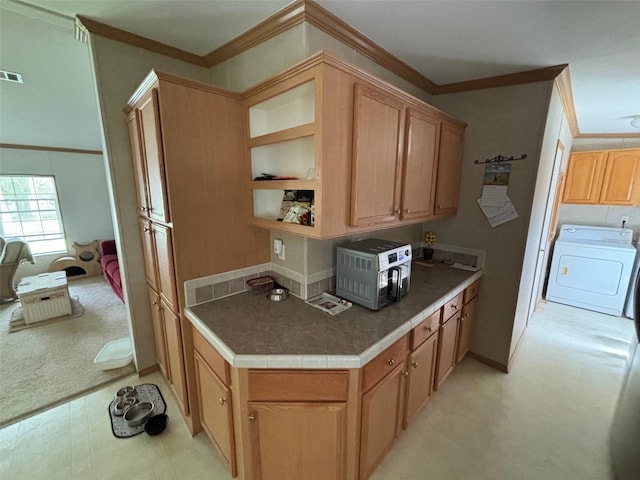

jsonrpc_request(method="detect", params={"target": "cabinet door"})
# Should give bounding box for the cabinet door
[138,88,171,223]
[127,111,150,216]
[247,402,347,480]
[404,332,438,428]
[434,122,464,216]
[351,84,404,226]
[360,362,405,480]
[146,287,168,380]
[194,351,236,476]
[138,217,158,290]
[152,222,178,313]
[563,151,606,204]
[434,312,460,390]
[599,149,640,205]
[401,108,440,220]
[162,300,188,414]
[456,296,478,364]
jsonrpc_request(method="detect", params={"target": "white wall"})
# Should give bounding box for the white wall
[0,147,114,281]
[87,34,209,371]
[429,81,553,367]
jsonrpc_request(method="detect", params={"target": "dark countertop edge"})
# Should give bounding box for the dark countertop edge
[185,269,483,369]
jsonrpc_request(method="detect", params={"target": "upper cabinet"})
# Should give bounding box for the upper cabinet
[244,54,466,238]
[563,149,640,205]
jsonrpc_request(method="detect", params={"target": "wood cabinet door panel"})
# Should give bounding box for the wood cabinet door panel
[146,286,168,380]
[434,123,464,215]
[599,149,640,205]
[194,351,236,476]
[405,332,438,428]
[152,223,178,313]
[351,84,404,226]
[138,217,158,290]
[360,362,405,479]
[138,89,170,223]
[162,301,188,414]
[457,296,478,364]
[248,402,347,480]
[464,280,481,304]
[401,109,440,220]
[435,312,460,390]
[563,151,606,204]
[193,327,230,384]
[127,111,149,216]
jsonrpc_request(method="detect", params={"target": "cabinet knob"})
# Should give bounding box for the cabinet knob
[248,414,256,423]
[219,398,226,406]
[403,208,409,214]
[402,370,409,377]
[144,227,150,232]
[463,313,470,318]
[424,325,432,332]
[451,304,458,309]
[412,361,419,368]
[394,209,401,215]
[140,206,147,212]
[387,359,395,367]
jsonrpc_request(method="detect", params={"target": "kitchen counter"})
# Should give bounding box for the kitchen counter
[185,262,482,369]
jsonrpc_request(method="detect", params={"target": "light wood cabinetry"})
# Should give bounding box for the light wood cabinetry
[404,324,438,428]
[457,296,479,364]
[434,291,464,391]
[563,149,640,205]
[244,54,465,238]
[193,328,236,477]
[126,71,270,428]
[435,123,465,215]
[359,335,408,479]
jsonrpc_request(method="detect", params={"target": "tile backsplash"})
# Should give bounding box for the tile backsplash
[184,262,335,307]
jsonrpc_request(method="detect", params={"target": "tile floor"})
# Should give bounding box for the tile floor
[1,301,636,480]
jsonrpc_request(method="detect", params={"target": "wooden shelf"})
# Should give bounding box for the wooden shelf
[248,123,315,148]
[249,217,319,237]
[249,179,317,190]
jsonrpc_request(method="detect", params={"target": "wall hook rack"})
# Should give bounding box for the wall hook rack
[474,154,527,165]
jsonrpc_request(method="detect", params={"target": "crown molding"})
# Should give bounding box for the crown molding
[0,143,102,155]
[554,66,580,137]
[76,15,207,67]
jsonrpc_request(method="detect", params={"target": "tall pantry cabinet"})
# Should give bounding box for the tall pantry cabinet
[125,71,270,429]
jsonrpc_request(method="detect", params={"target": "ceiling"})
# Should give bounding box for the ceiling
[2,0,640,144]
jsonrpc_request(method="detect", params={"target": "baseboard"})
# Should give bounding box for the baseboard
[137,365,158,377]
[467,351,509,373]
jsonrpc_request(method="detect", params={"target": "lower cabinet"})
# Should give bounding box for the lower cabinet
[457,295,478,363]
[147,287,168,380]
[434,311,461,390]
[404,331,438,427]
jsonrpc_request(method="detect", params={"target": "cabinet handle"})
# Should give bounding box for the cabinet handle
[424,325,433,332]
[248,414,256,423]
[140,206,147,212]
[402,370,409,377]
[451,304,458,309]
[403,208,409,214]
[144,227,150,232]
[387,359,395,367]
[394,208,401,215]
[219,398,226,406]
[463,313,470,318]
[412,361,419,368]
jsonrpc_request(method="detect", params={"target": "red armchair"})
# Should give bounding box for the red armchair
[100,240,123,302]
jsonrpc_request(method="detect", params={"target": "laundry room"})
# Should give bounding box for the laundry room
[548,138,640,325]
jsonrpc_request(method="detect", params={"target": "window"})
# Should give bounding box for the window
[0,175,67,255]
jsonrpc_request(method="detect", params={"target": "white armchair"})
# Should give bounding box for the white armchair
[0,238,35,301]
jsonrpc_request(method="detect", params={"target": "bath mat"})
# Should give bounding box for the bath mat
[107,383,167,438]
[8,296,84,332]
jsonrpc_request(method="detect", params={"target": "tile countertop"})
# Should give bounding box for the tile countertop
[185,262,483,369]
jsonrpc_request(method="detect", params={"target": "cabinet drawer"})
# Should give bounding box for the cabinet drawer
[248,370,349,401]
[443,292,463,322]
[192,327,230,385]
[411,309,441,350]
[362,335,409,393]
[464,280,480,304]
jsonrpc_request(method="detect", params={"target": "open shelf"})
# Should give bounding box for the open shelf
[249,81,315,138]
[248,123,314,148]
[250,136,315,180]
[250,180,317,190]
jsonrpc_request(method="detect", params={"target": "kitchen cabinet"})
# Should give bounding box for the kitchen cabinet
[434,123,465,215]
[244,370,351,480]
[351,83,404,226]
[404,310,440,427]
[193,328,236,477]
[244,53,465,238]
[456,280,480,364]
[360,335,408,479]
[563,149,640,205]
[434,292,463,390]
[126,70,270,429]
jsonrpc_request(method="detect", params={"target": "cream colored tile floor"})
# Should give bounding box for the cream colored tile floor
[1,301,636,480]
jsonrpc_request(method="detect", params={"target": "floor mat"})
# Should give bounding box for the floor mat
[107,383,167,438]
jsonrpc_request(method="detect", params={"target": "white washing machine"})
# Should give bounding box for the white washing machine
[546,224,636,316]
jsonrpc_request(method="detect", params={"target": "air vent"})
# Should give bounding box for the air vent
[0,70,23,84]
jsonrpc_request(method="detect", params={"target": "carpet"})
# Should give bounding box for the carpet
[8,296,84,332]
[0,276,136,427]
